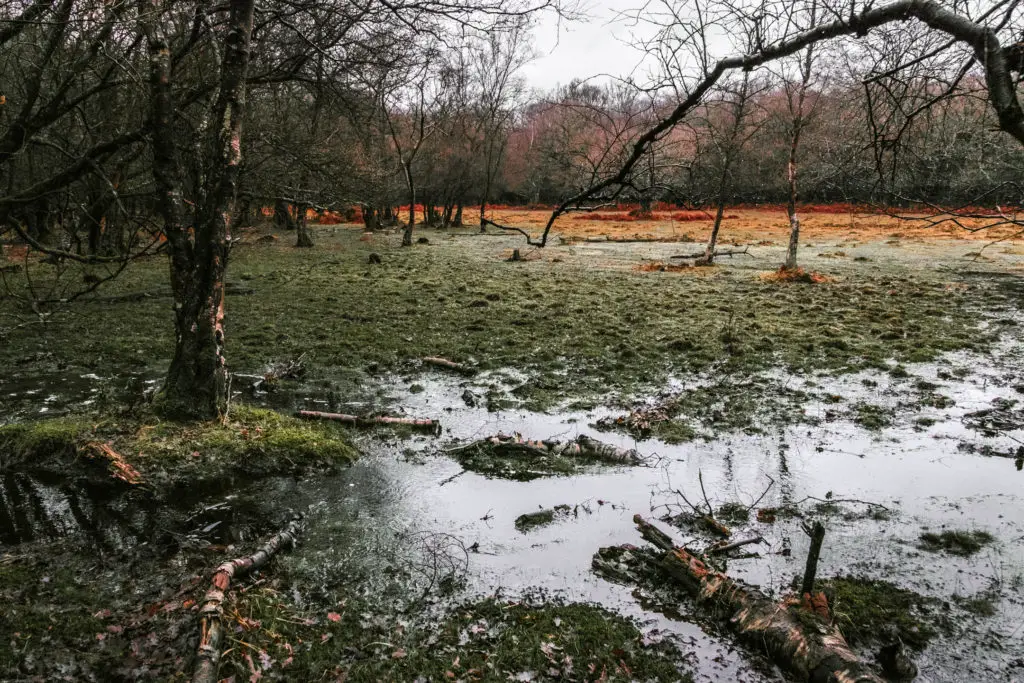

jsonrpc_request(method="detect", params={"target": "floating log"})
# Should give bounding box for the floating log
[447,433,642,465]
[422,356,476,375]
[296,410,442,435]
[630,515,885,683]
[192,517,302,683]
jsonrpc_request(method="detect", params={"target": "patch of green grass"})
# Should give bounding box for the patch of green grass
[220,591,692,682]
[0,561,122,679]
[0,227,1005,419]
[450,439,628,481]
[954,594,999,617]
[918,529,995,557]
[820,576,943,649]
[0,404,358,488]
[717,502,751,524]
[0,417,95,470]
[853,402,893,430]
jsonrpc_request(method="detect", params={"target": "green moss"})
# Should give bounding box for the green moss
[918,529,995,557]
[0,404,357,488]
[820,576,942,649]
[0,417,97,470]
[0,228,1006,419]
[219,592,691,682]
[853,402,893,430]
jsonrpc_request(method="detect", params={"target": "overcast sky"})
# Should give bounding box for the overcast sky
[519,1,655,92]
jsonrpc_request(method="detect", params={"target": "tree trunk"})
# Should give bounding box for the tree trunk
[362,205,379,231]
[141,0,255,421]
[702,190,728,265]
[295,203,314,247]
[274,197,296,231]
[453,202,463,227]
[402,164,415,247]
[232,195,252,230]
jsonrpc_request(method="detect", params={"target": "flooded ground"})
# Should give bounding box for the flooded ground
[2,222,1023,681]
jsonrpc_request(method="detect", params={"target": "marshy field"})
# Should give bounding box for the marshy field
[2,208,1022,682]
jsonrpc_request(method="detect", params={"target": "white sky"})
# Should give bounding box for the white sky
[520,1,655,92]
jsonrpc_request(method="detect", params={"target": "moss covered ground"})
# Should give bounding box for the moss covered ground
[2,224,1015,421]
[215,590,691,682]
[0,404,357,490]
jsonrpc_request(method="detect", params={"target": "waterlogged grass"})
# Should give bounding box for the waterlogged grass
[0,404,357,487]
[0,226,1009,415]
[918,529,996,557]
[218,591,691,682]
[821,576,945,649]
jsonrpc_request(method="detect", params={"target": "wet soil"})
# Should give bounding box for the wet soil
[1,222,1023,681]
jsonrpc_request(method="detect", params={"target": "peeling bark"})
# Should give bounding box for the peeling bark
[629,515,886,683]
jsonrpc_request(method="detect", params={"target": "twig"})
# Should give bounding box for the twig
[708,535,766,555]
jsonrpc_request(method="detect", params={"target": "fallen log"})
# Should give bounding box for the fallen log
[447,433,642,466]
[670,246,751,260]
[296,410,442,435]
[192,517,302,683]
[630,515,886,683]
[422,356,476,375]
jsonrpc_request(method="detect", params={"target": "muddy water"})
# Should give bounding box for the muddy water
[234,335,1021,682]
[3,341,1022,682]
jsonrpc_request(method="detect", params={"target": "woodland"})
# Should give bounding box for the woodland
[1,0,1023,681]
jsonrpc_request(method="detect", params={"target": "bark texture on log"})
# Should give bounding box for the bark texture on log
[296,410,442,435]
[631,515,885,683]
[192,517,302,683]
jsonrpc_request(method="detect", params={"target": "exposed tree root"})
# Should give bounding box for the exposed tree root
[192,516,302,683]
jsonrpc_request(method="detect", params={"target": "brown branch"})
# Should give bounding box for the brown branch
[192,516,302,683]
[296,410,442,435]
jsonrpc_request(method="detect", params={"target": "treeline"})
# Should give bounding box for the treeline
[4,1,1023,270]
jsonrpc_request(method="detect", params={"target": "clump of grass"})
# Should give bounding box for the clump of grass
[717,502,751,524]
[820,576,943,649]
[514,504,572,532]
[853,402,893,430]
[0,404,358,488]
[0,417,96,470]
[918,529,995,557]
[220,591,692,682]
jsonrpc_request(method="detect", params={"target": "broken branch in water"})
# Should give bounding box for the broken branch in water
[422,356,476,375]
[192,516,303,683]
[627,515,886,683]
[296,411,442,435]
[707,535,765,555]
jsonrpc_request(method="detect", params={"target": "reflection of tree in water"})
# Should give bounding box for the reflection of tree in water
[0,473,155,549]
